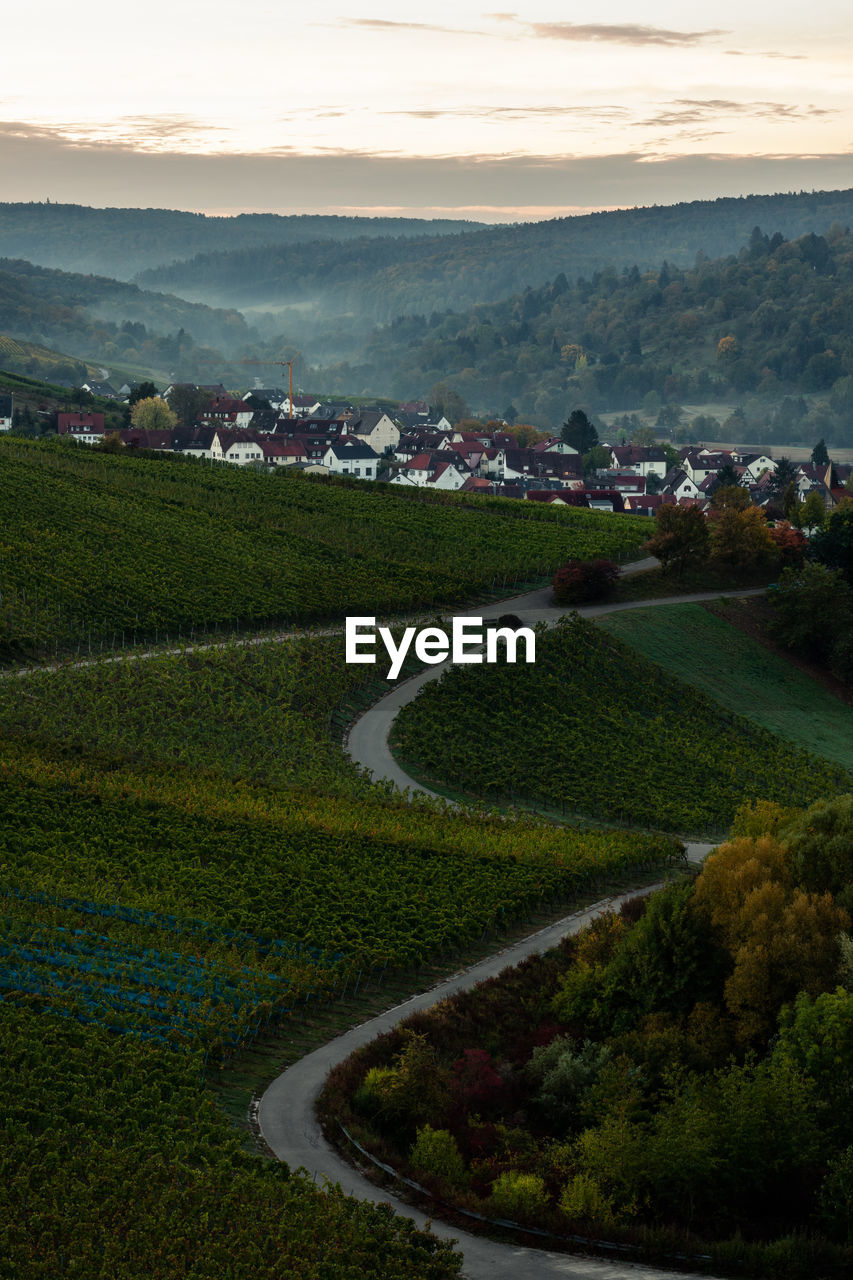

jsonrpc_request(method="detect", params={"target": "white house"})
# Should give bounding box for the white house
[0,393,12,432]
[321,441,381,480]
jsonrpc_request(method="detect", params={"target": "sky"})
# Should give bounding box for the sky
[3,1,852,220]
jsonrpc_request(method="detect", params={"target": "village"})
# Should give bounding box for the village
[8,378,850,515]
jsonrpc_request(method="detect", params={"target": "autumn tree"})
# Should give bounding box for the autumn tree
[643,503,709,577]
[130,396,178,431]
[708,504,777,571]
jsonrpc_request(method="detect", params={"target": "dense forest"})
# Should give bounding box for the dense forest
[0,258,259,376]
[136,189,853,323]
[0,204,479,280]
[325,225,853,441]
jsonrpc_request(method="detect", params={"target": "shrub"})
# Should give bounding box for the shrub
[552,558,620,604]
[410,1126,469,1191]
[488,1170,550,1221]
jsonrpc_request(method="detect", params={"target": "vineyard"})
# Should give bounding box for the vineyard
[0,615,685,1274]
[0,1001,463,1279]
[391,615,853,837]
[0,437,649,661]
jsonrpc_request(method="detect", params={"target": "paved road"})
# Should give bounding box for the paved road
[260,578,756,1277]
[346,578,760,863]
[259,886,723,1280]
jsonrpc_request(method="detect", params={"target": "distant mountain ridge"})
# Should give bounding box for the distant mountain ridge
[134,189,853,323]
[0,204,483,280]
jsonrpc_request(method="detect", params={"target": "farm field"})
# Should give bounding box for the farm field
[391,615,853,837]
[0,623,679,1278]
[0,437,649,662]
[598,603,853,772]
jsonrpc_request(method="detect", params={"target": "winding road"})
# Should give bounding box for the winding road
[260,572,759,1279]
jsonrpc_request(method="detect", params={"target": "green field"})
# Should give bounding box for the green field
[0,625,679,1277]
[598,603,853,772]
[391,615,852,837]
[0,437,649,662]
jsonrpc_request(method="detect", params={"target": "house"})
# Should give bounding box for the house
[243,388,287,411]
[426,460,467,490]
[117,428,173,451]
[608,445,668,479]
[280,393,321,417]
[202,396,256,429]
[349,410,400,455]
[80,379,118,399]
[662,468,702,501]
[531,436,579,456]
[321,441,381,480]
[0,393,12,432]
[57,412,106,444]
[210,430,266,464]
[171,426,219,459]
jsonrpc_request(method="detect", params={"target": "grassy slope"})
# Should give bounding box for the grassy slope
[598,603,853,772]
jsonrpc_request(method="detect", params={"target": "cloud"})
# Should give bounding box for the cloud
[339,17,489,36]
[3,122,852,219]
[0,115,227,154]
[383,105,629,123]
[527,22,726,47]
[725,49,807,60]
[635,99,836,128]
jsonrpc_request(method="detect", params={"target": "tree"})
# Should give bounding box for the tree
[631,423,658,446]
[581,444,612,474]
[429,382,468,425]
[643,504,709,577]
[552,559,620,604]
[812,506,853,583]
[560,408,598,454]
[711,485,750,512]
[801,490,827,532]
[811,438,830,467]
[780,795,853,901]
[128,380,158,406]
[129,397,178,431]
[715,462,741,491]
[166,384,209,427]
[768,456,798,496]
[767,562,853,663]
[709,505,777,571]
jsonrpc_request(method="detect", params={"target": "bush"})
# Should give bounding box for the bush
[409,1126,469,1191]
[552,558,620,604]
[488,1170,550,1221]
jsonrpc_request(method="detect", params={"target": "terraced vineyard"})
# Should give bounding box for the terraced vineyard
[0,437,649,661]
[391,615,853,837]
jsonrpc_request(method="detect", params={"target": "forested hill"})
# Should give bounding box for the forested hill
[0,205,483,280]
[339,224,853,435]
[0,257,257,372]
[136,189,853,321]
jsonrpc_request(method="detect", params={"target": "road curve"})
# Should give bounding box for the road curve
[346,580,762,863]
[258,887,724,1280]
[260,574,759,1276]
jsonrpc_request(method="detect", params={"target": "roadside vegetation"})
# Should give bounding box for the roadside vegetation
[320,797,853,1277]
